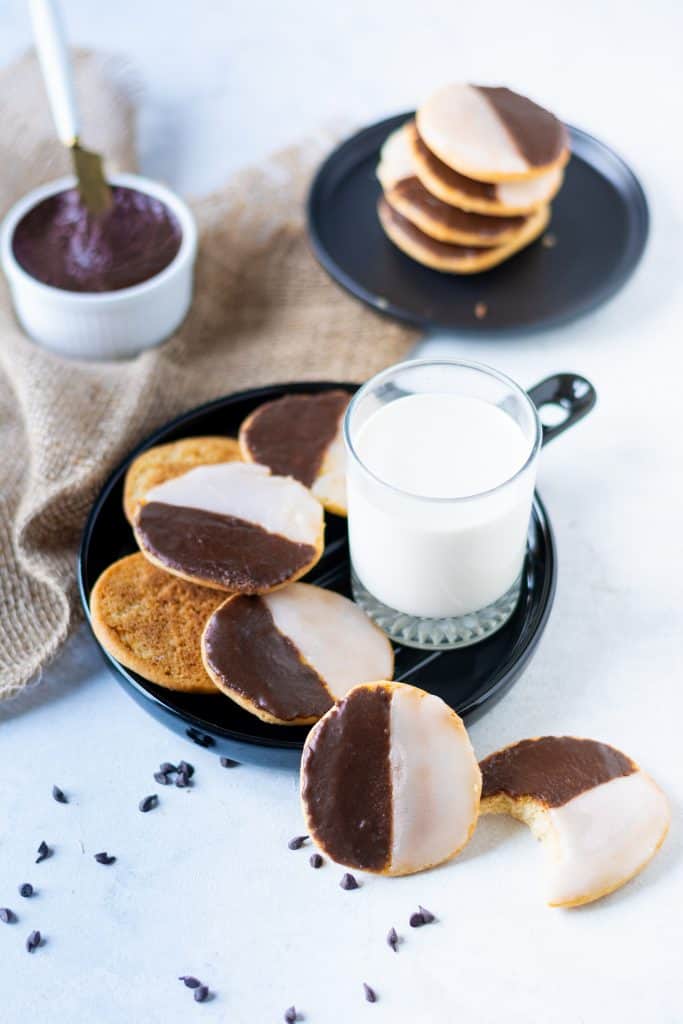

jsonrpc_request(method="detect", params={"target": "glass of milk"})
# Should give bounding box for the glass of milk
[344,359,542,649]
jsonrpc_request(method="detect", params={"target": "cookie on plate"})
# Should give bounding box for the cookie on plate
[239,391,351,516]
[480,736,670,908]
[378,195,549,274]
[133,462,325,593]
[123,436,242,524]
[407,121,564,216]
[417,84,569,183]
[378,126,529,247]
[301,681,481,875]
[201,583,394,725]
[89,553,223,693]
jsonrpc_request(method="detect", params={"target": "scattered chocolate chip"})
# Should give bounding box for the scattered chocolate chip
[154,771,172,785]
[175,771,191,789]
[284,1007,298,1023]
[19,883,34,898]
[219,757,239,768]
[409,911,426,928]
[309,853,323,869]
[542,232,557,249]
[0,908,16,924]
[159,762,177,774]
[177,761,195,779]
[94,852,116,865]
[187,729,213,748]
[474,301,488,320]
[418,905,435,924]
[26,929,41,953]
[52,785,68,804]
[179,976,201,989]
[287,835,308,851]
[363,982,377,1003]
[340,873,359,891]
[387,926,399,952]
[194,985,209,1003]
[35,840,51,864]
[139,794,159,813]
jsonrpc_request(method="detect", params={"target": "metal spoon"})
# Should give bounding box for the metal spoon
[29,0,112,214]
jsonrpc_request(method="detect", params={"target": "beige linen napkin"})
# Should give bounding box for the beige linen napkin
[0,52,417,699]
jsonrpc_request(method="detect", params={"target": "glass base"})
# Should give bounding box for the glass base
[351,570,523,650]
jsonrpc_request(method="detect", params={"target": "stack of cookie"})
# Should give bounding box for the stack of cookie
[377,83,569,274]
[90,391,394,726]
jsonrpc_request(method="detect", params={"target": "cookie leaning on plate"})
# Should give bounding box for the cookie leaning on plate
[301,681,481,875]
[239,390,351,516]
[89,553,223,693]
[378,196,549,274]
[201,583,394,725]
[123,436,242,524]
[480,736,670,907]
[133,462,325,593]
[417,83,569,183]
[378,126,530,247]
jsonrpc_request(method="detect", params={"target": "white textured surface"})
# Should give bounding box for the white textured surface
[1,1,682,1021]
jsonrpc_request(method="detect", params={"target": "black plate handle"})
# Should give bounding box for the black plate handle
[527,373,596,447]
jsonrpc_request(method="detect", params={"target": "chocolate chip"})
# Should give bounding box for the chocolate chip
[474,301,488,320]
[179,976,201,989]
[175,771,190,789]
[35,840,51,864]
[139,794,159,813]
[309,853,323,869]
[287,835,308,851]
[154,771,172,785]
[284,1007,298,1023]
[340,873,359,890]
[159,762,177,774]
[194,985,209,1003]
[26,929,41,953]
[387,926,399,952]
[0,908,16,924]
[409,911,426,928]
[177,761,195,779]
[363,983,377,1003]
[94,852,116,865]
[52,785,68,804]
[219,757,239,768]
[19,883,34,898]
[418,905,435,924]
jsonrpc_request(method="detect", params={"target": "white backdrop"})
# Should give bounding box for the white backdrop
[1,2,681,1022]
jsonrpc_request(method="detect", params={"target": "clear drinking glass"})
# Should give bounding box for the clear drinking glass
[344,359,542,650]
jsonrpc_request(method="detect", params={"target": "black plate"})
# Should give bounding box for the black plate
[79,381,561,769]
[308,115,648,333]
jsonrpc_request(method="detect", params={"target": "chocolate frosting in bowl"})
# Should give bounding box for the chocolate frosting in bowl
[11,185,182,292]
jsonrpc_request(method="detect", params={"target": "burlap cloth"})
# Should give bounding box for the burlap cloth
[0,52,417,699]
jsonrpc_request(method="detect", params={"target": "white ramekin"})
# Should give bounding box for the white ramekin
[0,172,197,361]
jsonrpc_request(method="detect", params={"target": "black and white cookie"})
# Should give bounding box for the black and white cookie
[301,681,481,875]
[133,462,324,593]
[480,736,670,907]
[201,583,394,725]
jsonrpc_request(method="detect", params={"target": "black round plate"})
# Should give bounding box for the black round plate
[79,382,557,768]
[308,115,648,333]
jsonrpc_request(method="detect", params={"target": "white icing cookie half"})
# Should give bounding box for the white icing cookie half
[417,83,569,183]
[201,582,394,725]
[480,736,670,908]
[301,681,481,876]
[133,462,325,593]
